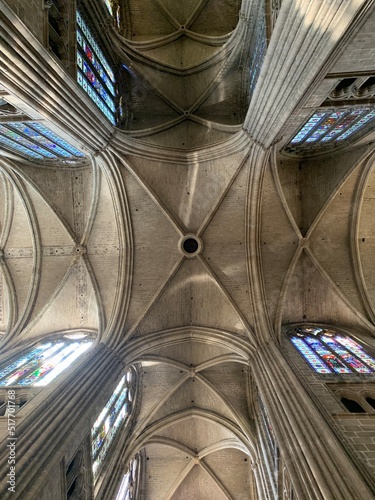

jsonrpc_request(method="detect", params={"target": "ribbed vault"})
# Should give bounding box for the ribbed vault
[1,0,375,498]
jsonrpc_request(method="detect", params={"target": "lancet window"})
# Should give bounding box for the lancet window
[115,455,140,500]
[0,339,92,387]
[91,368,135,480]
[76,10,116,125]
[0,121,84,160]
[289,326,375,374]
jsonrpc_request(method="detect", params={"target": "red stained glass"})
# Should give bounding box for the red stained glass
[85,44,93,62]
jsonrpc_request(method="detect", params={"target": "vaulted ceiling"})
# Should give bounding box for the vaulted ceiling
[1,0,375,497]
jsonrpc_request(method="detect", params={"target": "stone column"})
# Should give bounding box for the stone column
[244,0,375,147]
[0,343,124,499]
[253,341,374,499]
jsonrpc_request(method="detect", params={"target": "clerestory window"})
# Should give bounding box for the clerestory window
[289,326,375,374]
[284,107,375,155]
[91,367,135,481]
[0,120,84,161]
[76,9,116,125]
[0,338,92,387]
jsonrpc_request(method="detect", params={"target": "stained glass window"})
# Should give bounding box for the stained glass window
[0,122,84,160]
[92,368,135,480]
[0,340,92,386]
[115,455,139,500]
[289,326,375,374]
[76,11,116,125]
[288,107,375,148]
[249,3,266,97]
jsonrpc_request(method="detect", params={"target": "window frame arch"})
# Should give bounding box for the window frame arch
[329,386,375,414]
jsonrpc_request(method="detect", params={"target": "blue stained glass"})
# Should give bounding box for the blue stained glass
[76,12,115,82]
[78,70,116,124]
[0,125,57,158]
[291,337,331,373]
[82,61,115,110]
[77,53,83,70]
[290,112,328,144]
[337,110,375,141]
[34,342,92,386]
[305,112,346,143]
[76,11,116,125]
[304,336,350,373]
[77,10,83,28]
[320,336,371,373]
[28,123,85,157]
[335,336,375,370]
[0,122,84,160]
[77,31,115,96]
[2,343,65,385]
[17,344,78,385]
[93,376,126,432]
[7,123,70,158]
[289,108,375,148]
[321,110,364,142]
[0,135,43,159]
[291,329,375,375]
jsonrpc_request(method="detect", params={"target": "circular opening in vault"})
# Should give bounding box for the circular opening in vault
[183,238,199,254]
[179,234,203,258]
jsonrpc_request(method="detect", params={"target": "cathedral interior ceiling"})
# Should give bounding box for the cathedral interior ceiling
[1,0,375,497]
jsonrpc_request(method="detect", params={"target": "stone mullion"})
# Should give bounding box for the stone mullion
[253,341,375,499]
[0,344,124,499]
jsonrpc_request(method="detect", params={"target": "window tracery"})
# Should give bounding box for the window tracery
[0,339,92,387]
[91,367,135,480]
[0,120,85,160]
[289,326,375,374]
[284,106,375,155]
[76,10,116,125]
